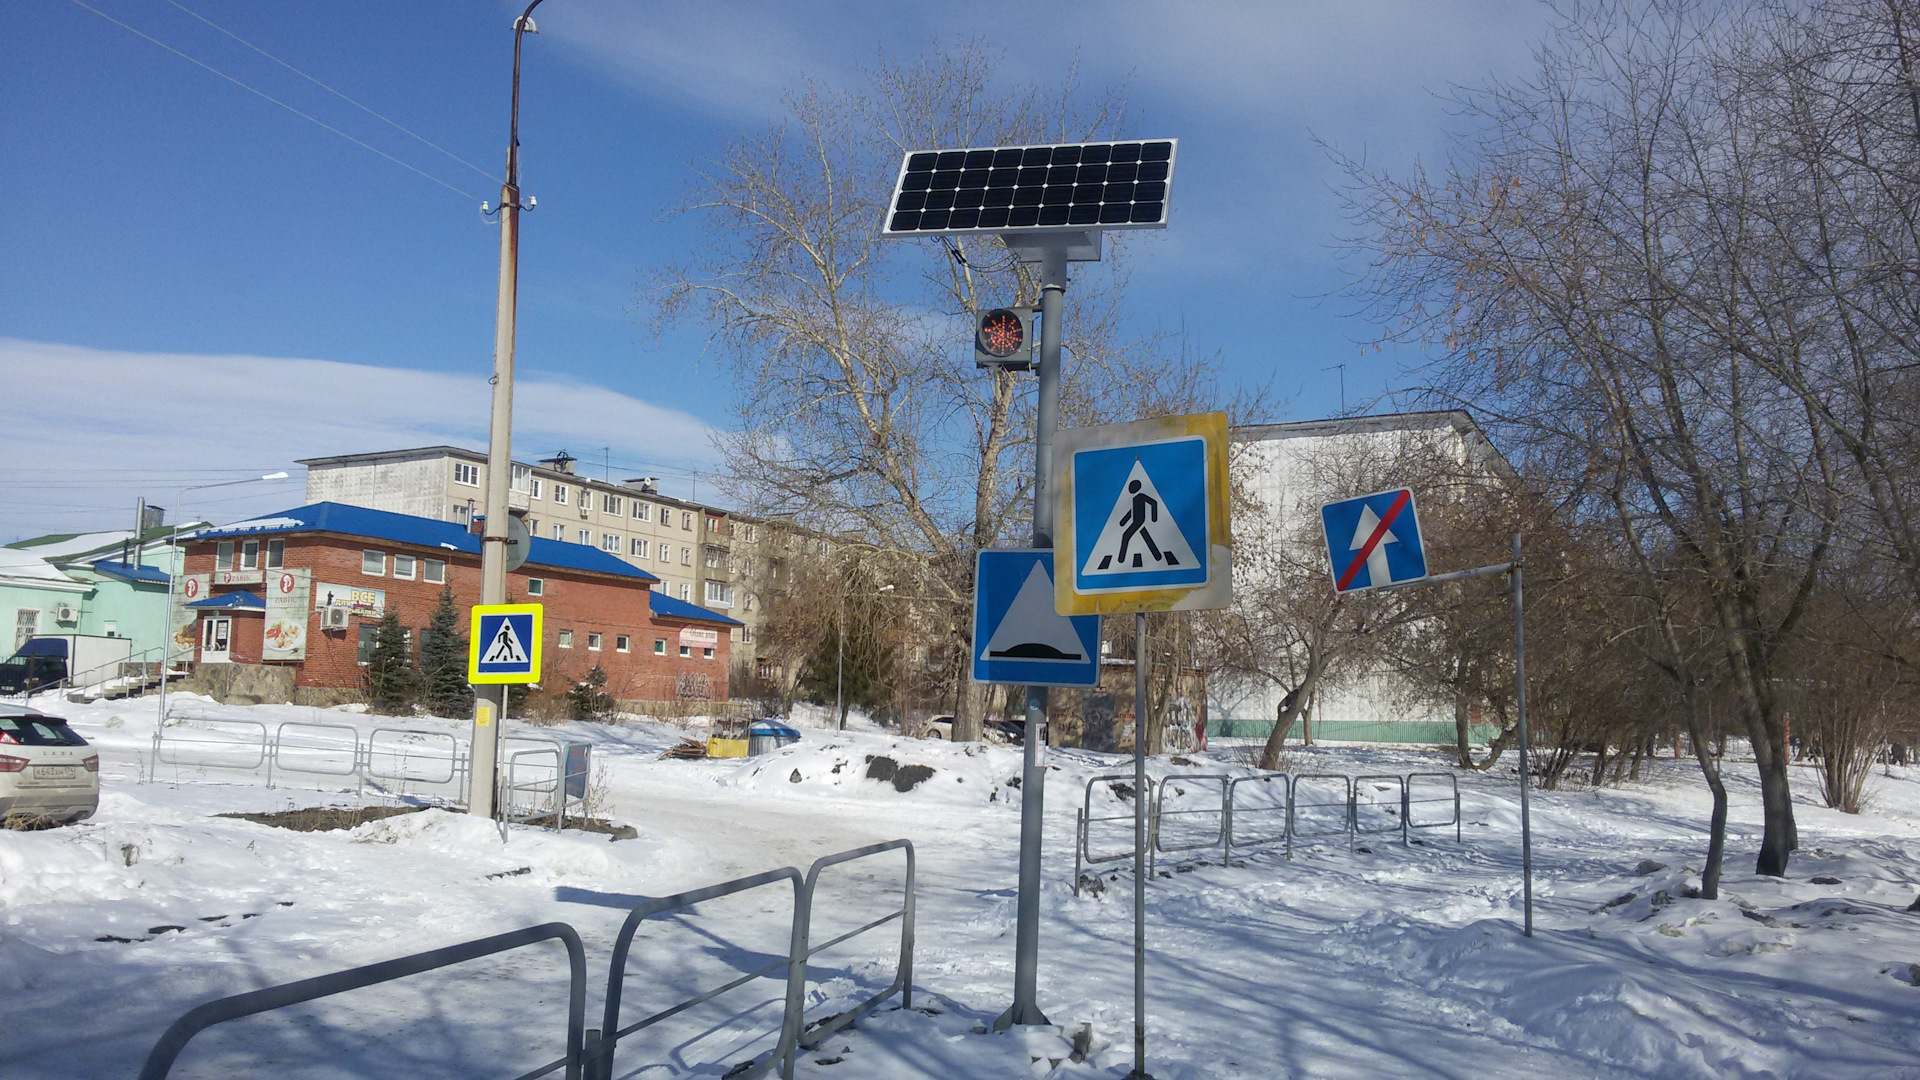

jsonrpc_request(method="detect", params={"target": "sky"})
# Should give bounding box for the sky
[3,0,1557,540]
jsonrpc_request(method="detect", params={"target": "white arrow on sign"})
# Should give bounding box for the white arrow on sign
[1349,504,1397,589]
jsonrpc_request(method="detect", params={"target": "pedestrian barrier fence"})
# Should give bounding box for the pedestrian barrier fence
[1153,774,1229,855]
[365,727,461,786]
[1404,772,1462,842]
[139,922,589,1080]
[1077,768,1474,885]
[152,717,268,771]
[1289,774,1356,852]
[501,738,588,829]
[268,721,361,783]
[139,842,916,1080]
[151,710,473,805]
[1352,774,1407,839]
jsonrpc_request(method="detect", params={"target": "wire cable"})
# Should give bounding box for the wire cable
[67,0,480,201]
[161,0,500,186]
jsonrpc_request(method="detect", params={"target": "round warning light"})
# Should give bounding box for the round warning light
[978,309,1026,358]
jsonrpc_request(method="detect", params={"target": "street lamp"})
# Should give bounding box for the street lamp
[156,472,291,727]
[836,582,892,730]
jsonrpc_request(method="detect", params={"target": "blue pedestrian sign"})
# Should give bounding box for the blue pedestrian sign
[468,603,543,684]
[1053,412,1232,614]
[1321,488,1428,593]
[972,549,1100,687]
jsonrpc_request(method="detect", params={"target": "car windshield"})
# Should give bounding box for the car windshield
[0,716,88,746]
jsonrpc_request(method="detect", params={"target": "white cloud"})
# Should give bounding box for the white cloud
[0,339,727,541]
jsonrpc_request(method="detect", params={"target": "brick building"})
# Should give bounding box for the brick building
[175,502,741,706]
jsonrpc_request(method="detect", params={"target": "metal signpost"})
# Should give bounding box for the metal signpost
[881,140,1180,1054]
[1316,494,1535,935]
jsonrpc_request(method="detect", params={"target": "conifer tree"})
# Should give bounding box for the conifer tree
[418,586,472,719]
[567,663,613,722]
[365,609,415,714]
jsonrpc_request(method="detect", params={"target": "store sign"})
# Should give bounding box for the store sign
[316,582,385,617]
[679,627,719,647]
[214,569,266,586]
[263,569,312,661]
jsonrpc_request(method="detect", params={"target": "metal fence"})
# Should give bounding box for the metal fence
[1077,768,1475,883]
[150,711,471,806]
[144,842,915,1080]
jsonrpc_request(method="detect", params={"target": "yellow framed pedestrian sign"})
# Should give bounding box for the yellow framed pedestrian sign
[1054,411,1232,614]
[468,603,543,684]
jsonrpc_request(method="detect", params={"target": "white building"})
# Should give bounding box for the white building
[1213,410,1512,736]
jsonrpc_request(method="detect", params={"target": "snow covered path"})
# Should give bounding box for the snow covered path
[3,696,1918,1078]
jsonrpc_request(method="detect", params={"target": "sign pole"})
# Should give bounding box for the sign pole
[1510,531,1534,936]
[1005,245,1068,1029]
[1132,610,1151,1079]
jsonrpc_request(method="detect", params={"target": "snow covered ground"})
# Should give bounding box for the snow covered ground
[3,694,1918,1078]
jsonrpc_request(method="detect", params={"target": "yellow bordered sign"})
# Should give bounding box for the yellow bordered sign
[1053,411,1233,614]
[468,603,543,684]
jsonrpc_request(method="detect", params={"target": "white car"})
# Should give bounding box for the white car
[0,703,99,825]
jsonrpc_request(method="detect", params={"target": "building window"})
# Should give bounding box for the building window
[390,554,414,580]
[703,647,715,659]
[632,502,650,521]
[654,638,667,655]
[680,547,693,566]
[756,658,775,680]
[745,593,757,612]
[681,511,693,531]
[679,583,691,600]
[658,544,672,563]
[362,550,385,576]
[557,629,574,649]
[552,523,563,540]
[616,635,630,652]
[529,477,542,499]
[739,556,753,576]
[587,632,602,651]
[526,578,544,596]
[216,541,235,571]
[602,533,620,552]
[602,494,622,516]
[453,503,472,524]
[705,581,732,607]
[630,538,649,558]
[424,559,446,584]
[356,624,377,664]
[679,644,691,658]
[454,462,480,486]
[577,529,591,545]
[15,610,40,652]
[817,540,829,555]
[266,539,285,569]
[705,547,721,568]
[241,540,259,569]
[742,626,754,643]
[706,515,723,532]
[553,484,569,506]
[510,463,530,492]
[743,523,757,543]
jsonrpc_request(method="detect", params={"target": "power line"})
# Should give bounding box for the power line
[67,0,480,200]
[161,0,500,186]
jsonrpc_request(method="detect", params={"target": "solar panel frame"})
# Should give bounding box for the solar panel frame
[881,139,1178,239]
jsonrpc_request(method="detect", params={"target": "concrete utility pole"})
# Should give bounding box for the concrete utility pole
[469,1,543,819]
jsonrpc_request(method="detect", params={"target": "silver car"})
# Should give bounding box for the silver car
[0,703,99,825]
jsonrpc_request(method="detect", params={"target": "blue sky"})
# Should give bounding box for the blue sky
[4,0,1553,539]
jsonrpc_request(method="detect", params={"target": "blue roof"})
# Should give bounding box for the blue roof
[649,590,744,627]
[182,503,659,584]
[187,590,265,610]
[90,560,170,585]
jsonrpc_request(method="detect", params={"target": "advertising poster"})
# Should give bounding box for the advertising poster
[263,569,312,661]
[316,582,385,618]
[172,573,211,655]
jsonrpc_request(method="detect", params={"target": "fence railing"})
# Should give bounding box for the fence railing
[151,710,471,806]
[139,922,589,1080]
[1078,768,1474,883]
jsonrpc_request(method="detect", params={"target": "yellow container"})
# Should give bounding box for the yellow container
[706,736,749,758]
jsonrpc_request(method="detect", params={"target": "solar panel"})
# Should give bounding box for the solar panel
[881,139,1177,237]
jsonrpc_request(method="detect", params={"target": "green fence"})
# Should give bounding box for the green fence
[1208,718,1501,746]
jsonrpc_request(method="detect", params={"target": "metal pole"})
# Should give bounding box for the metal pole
[1511,531,1534,936]
[835,590,845,731]
[469,2,542,819]
[1131,610,1150,1079]
[1004,246,1067,1030]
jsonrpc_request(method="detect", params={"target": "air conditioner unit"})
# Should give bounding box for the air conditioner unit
[323,607,352,630]
[577,505,590,520]
[54,604,78,623]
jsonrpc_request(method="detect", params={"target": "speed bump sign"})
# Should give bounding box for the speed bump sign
[469,603,543,684]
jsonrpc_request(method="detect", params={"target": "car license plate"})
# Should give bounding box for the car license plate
[35,766,75,779]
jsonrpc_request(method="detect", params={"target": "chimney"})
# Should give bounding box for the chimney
[627,477,659,495]
[142,505,166,531]
[540,451,577,475]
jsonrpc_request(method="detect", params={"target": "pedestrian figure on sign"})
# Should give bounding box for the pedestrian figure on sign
[1106,478,1170,569]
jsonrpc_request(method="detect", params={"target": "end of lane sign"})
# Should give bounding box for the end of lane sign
[469,603,543,684]
[1320,488,1428,592]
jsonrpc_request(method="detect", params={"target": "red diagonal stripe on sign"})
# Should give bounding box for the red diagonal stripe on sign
[1335,489,1412,591]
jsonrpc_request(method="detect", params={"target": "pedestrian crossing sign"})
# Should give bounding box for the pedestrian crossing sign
[468,603,543,684]
[1054,412,1232,614]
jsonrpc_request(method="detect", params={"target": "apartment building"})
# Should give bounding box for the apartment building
[297,446,833,682]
